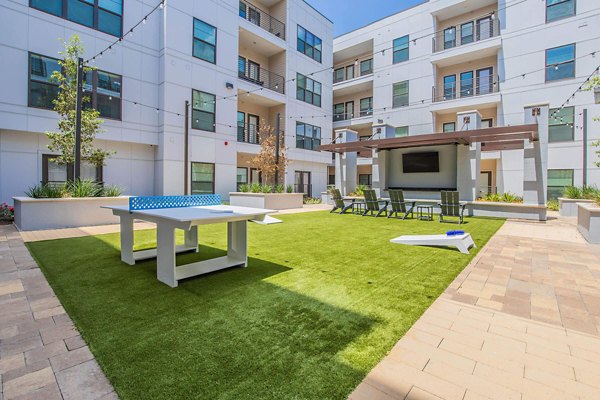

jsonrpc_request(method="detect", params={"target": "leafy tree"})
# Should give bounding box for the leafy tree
[583,75,600,166]
[46,35,112,169]
[252,122,287,185]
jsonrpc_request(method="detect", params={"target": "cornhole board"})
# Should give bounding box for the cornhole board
[390,233,476,254]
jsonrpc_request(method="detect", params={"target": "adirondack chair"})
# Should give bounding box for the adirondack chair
[388,189,416,220]
[362,189,388,217]
[439,191,466,224]
[330,188,354,214]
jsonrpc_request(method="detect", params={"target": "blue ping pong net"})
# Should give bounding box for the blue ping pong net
[129,195,222,211]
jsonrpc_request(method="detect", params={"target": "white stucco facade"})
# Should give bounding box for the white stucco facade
[331,0,600,198]
[0,0,333,203]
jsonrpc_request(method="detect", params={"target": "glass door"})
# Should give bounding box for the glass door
[443,75,456,100]
[476,67,494,95]
[476,16,493,41]
[247,114,259,144]
[294,171,311,197]
[443,27,456,49]
[237,111,245,142]
[248,60,260,83]
[460,71,474,98]
[479,171,493,197]
[344,101,354,120]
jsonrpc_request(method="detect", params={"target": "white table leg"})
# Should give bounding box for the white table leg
[184,226,198,252]
[120,214,135,265]
[156,222,177,288]
[227,220,248,267]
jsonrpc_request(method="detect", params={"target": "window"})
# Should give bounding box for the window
[444,28,456,49]
[333,68,344,83]
[443,75,456,100]
[192,90,216,131]
[42,154,102,184]
[360,59,373,75]
[296,122,321,150]
[393,35,409,63]
[393,81,409,108]
[546,44,575,82]
[344,101,354,119]
[360,97,373,117]
[395,126,409,137]
[333,103,344,121]
[461,22,474,45]
[236,167,248,190]
[460,71,474,97]
[345,65,355,81]
[328,174,335,185]
[546,0,576,22]
[547,169,573,199]
[443,122,455,132]
[297,25,322,63]
[359,174,372,186]
[84,69,122,120]
[549,106,574,142]
[296,73,321,107]
[481,118,493,128]
[193,19,217,64]
[30,0,123,37]
[29,53,61,109]
[191,162,215,194]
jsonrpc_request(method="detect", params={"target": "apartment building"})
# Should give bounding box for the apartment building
[0,0,333,203]
[331,0,600,199]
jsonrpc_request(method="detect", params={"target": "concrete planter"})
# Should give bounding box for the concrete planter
[465,201,547,221]
[13,196,129,231]
[321,192,332,205]
[559,198,594,217]
[229,193,303,210]
[577,202,600,243]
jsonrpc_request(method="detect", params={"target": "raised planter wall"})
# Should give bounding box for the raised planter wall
[559,198,594,217]
[13,196,129,231]
[577,202,600,243]
[229,193,303,210]
[465,202,547,221]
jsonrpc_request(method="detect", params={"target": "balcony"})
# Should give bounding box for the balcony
[238,63,285,95]
[239,0,285,40]
[433,75,499,103]
[333,59,373,84]
[237,124,260,144]
[433,16,500,53]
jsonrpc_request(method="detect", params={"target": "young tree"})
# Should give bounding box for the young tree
[46,35,112,170]
[252,122,287,185]
[584,75,600,166]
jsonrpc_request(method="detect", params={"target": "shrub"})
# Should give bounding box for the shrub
[238,184,249,193]
[563,186,583,199]
[286,185,293,193]
[0,203,14,222]
[274,184,285,193]
[250,183,262,193]
[68,179,102,198]
[562,185,600,200]
[102,185,122,197]
[261,184,273,193]
[582,185,600,199]
[303,197,322,205]
[479,192,523,203]
[354,185,369,196]
[546,199,559,211]
[25,183,69,199]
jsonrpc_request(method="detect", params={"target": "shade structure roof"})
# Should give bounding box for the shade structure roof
[318,124,539,153]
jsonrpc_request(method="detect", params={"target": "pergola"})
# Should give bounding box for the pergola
[319,124,539,154]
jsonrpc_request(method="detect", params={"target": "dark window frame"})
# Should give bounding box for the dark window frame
[84,68,123,120]
[549,106,575,142]
[193,18,217,64]
[190,162,215,194]
[546,0,576,23]
[443,122,456,132]
[296,121,321,151]
[359,97,373,116]
[29,0,123,37]
[191,89,216,132]
[545,43,576,82]
[392,80,409,108]
[297,25,322,63]
[42,154,103,184]
[358,174,372,186]
[547,168,574,199]
[296,73,322,107]
[28,52,61,110]
[393,35,409,64]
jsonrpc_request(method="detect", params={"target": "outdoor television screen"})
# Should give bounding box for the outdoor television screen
[402,152,440,173]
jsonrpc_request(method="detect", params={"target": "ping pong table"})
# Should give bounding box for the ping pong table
[103,195,275,287]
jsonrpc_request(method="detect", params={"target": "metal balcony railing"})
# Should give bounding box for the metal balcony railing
[432,16,500,53]
[238,64,285,95]
[432,75,499,102]
[333,58,374,84]
[239,0,286,40]
[333,112,354,122]
[237,124,260,144]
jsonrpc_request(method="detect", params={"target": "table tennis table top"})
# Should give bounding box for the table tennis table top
[103,204,276,224]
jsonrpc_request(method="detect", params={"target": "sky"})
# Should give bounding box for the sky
[305,0,425,37]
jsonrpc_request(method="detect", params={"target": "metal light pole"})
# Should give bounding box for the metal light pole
[583,108,588,187]
[74,57,84,180]
[184,100,190,195]
[274,112,280,184]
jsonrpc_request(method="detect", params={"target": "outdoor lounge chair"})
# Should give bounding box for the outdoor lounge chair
[439,191,466,224]
[363,189,388,217]
[387,189,416,220]
[330,188,354,214]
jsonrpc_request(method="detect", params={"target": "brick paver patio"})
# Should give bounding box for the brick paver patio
[350,215,600,400]
[0,224,115,400]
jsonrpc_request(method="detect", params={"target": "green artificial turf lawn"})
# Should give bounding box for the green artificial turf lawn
[27,212,503,400]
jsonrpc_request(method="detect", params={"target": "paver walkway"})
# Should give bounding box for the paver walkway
[0,224,116,400]
[350,216,600,400]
